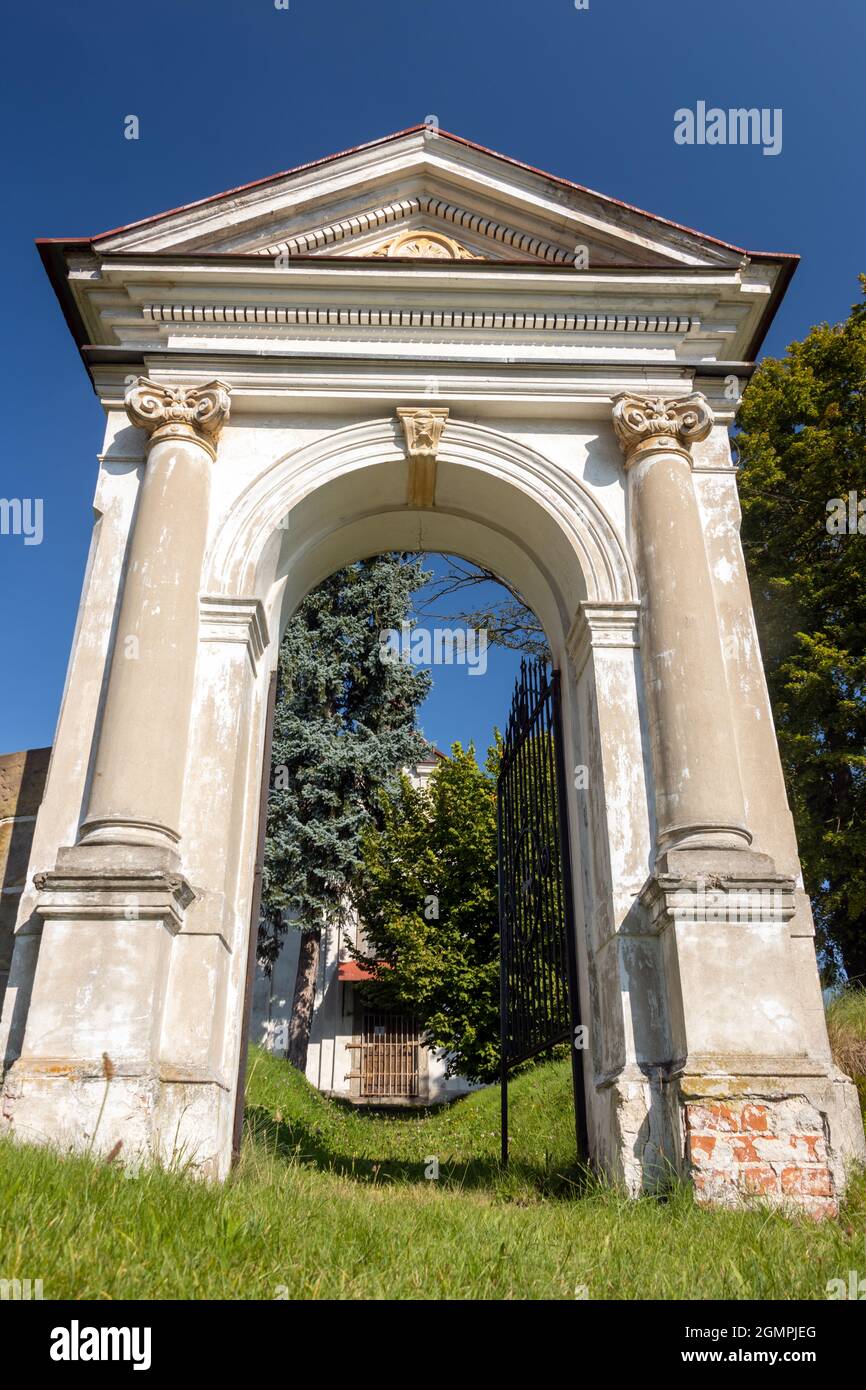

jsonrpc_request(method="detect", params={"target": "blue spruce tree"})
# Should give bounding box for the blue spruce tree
[261,553,431,1069]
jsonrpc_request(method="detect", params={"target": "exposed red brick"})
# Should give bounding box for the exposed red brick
[740,1103,770,1133]
[684,1099,837,1217]
[739,1163,779,1195]
[689,1134,717,1166]
[692,1171,728,1199]
[687,1102,739,1133]
[788,1133,825,1162]
[780,1166,833,1198]
[802,1197,838,1221]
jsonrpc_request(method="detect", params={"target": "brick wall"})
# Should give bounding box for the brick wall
[685,1097,836,1219]
[0,747,51,991]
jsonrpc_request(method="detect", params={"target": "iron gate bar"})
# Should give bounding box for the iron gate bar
[497,658,588,1167]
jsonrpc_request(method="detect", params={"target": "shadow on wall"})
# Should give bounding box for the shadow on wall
[0,747,51,1013]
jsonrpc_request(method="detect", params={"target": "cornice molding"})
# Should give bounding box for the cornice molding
[253,193,576,264]
[93,363,737,428]
[142,302,698,335]
[66,252,770,367]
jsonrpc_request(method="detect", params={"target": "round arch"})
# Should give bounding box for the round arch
[204,416,637,654]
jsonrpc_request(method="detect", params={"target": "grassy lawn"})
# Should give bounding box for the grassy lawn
[827,987,866,1115]
[1,1044,864,1300]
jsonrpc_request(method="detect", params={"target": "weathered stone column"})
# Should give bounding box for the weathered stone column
[612,393,750,858]
[0,380,231,1172]
[612,392,864,1216]
[79,379,231,855]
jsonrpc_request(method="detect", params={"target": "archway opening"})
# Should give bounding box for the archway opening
[242,547,587,1177]
[196,414,645,1185]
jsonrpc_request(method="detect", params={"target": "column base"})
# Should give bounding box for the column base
[680,1066,865,1220]
[1,1058,229,1178]
[656,824,753,854]
[77,818,181,854]
[38,839,190,900]
[625,856,866,1216]
[0,843,231,1177]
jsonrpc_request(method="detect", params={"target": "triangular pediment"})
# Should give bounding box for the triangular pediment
[245,198,616,266]
[45,128,795,372]
[89,127,751,270]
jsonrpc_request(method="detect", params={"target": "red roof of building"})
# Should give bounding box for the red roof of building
[337,960,376,983]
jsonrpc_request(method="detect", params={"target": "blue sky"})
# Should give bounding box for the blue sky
[0,0,863,757]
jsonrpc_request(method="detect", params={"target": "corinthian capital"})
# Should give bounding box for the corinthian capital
[125,378,232,459]
[612,392,713,465]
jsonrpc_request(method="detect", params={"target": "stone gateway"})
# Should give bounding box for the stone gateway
[1,128,862,1213]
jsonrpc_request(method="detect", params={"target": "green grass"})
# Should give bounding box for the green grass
[1,1047,864,1300]
[827,986,866,1112]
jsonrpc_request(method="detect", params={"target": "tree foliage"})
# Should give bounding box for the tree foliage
[415,555,548,658]
[350,741,501,1082]
[261,555,432,970]
[735,278,866,981]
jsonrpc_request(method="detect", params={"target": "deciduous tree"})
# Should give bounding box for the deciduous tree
[350,741,501,1082]
[736,279,866,981]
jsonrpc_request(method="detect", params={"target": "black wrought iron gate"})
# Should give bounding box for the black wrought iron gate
[497,658,587,1166]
